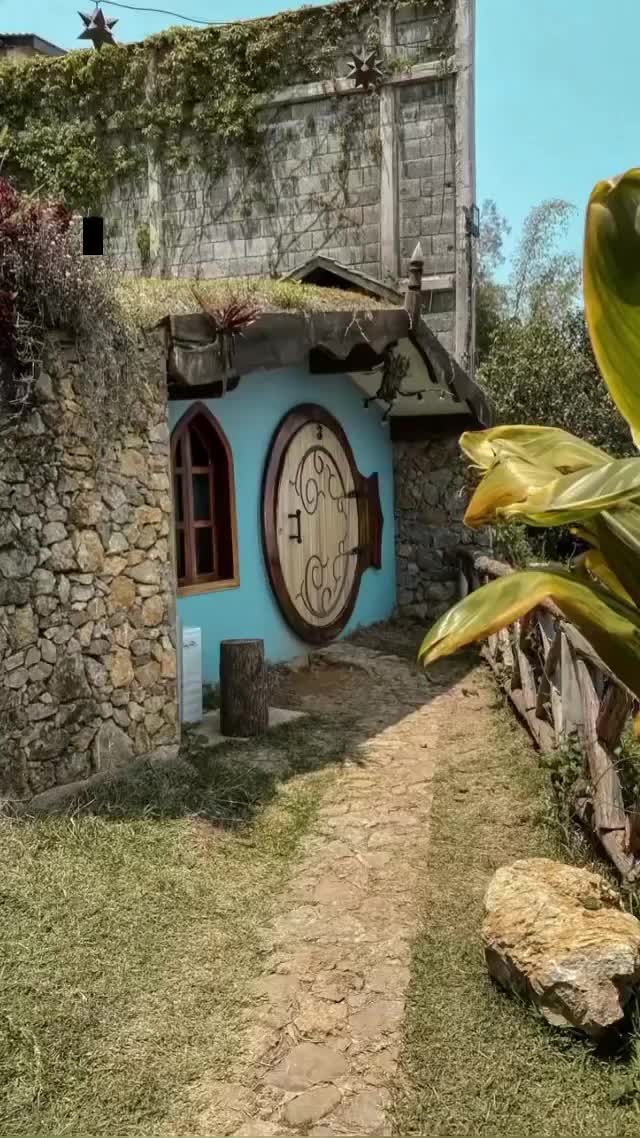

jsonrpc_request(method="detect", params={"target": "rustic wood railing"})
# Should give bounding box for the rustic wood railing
[458,547,639,881]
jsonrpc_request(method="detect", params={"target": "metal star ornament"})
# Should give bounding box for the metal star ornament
[78,6,118,50]
[347,47,384,91]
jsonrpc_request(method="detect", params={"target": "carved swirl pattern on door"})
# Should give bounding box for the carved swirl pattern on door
[288,432,358,624]
[262,405,383,646]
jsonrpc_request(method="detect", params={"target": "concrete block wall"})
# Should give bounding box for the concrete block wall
[397,76,456,354]
[394,2,453,62]
[160,96,383,281]
[105,177,150,276]
[102,0,469,361]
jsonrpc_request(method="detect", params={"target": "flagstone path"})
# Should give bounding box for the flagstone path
[194,626,485,1137]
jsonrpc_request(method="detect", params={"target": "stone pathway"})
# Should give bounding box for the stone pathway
[195,629,477,1137]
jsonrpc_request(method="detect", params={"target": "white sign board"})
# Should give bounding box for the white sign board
[180,625,203,724]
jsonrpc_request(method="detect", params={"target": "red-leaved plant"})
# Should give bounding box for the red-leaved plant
[0,178,74,409]
[0,178,135,434]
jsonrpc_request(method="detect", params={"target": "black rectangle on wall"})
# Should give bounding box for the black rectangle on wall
[82,216,103,256]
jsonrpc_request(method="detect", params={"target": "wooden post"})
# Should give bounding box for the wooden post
[220,639,268,737]
[404,242,424,328]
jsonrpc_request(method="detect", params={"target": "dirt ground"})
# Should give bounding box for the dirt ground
[190,621,488,1137]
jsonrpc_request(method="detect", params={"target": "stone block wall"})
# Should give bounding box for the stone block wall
[102,0,461,357]
[163,94,384,281]
[393,434,491,620]
[398,77,455,355]
[0,332,178,802]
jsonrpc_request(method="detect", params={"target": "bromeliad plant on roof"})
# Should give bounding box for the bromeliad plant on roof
[419,169,640,727]
[191,286,261,391]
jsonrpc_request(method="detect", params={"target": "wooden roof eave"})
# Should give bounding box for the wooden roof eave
[408,317,495,430]
[161,307,495,430]
[164,308,410,388]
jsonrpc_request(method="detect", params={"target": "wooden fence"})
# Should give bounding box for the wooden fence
[458,547,639,881]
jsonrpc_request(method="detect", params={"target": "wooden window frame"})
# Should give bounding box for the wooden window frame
[171,402,239,597]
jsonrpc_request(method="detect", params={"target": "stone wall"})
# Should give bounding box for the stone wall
[0,332,178,802]
[393,434,491,620]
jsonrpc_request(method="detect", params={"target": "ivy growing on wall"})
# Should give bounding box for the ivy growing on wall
[0,0,453,212]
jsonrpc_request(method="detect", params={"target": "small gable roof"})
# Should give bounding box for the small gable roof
[284,256,403,306]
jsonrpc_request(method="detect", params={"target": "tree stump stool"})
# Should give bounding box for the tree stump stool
[220,638,268,737]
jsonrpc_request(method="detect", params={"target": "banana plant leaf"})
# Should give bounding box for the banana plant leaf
[584,168,640,447]
[418,569,640,704]
[460,425,609,475]
[465,456,640,529]
[594,505,640,607]
[573,548,635,606]
[464,456,559,527]
[570,524,600,547]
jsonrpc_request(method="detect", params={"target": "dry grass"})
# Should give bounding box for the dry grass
[394,684,640,1136]
[0,717,348,1137]
[115,274,390,330]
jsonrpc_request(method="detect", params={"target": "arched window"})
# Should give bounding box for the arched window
[171,403,239,593]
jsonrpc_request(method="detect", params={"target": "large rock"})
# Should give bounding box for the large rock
[483,858,640,1038]
[93,720,134,771]
[49,653,91,704]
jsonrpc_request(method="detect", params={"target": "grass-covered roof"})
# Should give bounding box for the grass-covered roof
[115,275,392,329]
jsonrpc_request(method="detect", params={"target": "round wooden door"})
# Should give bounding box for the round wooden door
[263,405,380,645]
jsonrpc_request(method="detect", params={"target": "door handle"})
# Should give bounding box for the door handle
[288,510,302,544]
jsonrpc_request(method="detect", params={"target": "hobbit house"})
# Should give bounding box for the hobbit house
[0,0,491,803]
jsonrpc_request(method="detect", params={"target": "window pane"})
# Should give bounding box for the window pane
[174,439,182,468]
[173,475,183,523]
[190,424,209,467]
[192,473,211,522]
[196,527,215,575]
[177,530,186,580]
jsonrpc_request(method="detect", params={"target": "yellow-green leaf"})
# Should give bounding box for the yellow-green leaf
[464,456,556,527]
[418,569,640,702]
[584,168,640,446]
[594,505,640,607]
[573,548,635,606]
[460,426,609,475]
[465,456,640,529]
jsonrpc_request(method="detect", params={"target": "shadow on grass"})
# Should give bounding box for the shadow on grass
[16,618,476,830]
[84,713,360,828]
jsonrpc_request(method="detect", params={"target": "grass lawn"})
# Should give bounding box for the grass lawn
[0,718,345,1137]
[395,689,640,1137]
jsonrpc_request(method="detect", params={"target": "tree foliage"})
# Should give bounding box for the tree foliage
[475,197,633,564]
[509,199,580,321]
[478,308,633,457]
[475,198,509,367]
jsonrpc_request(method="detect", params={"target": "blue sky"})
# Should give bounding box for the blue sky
[1,0,637,269]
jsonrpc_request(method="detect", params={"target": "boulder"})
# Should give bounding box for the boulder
[483,858,640,1038]
[93,720,134,772]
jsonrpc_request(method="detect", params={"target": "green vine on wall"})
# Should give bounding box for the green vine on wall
[136,222,151,271]
[0,0,453,212]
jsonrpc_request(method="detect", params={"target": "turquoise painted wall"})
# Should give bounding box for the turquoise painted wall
[170,367,396,684]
